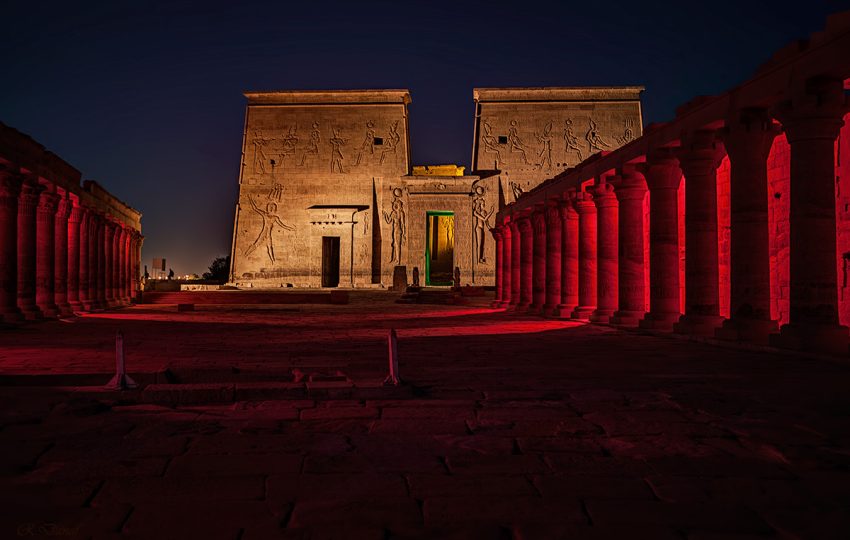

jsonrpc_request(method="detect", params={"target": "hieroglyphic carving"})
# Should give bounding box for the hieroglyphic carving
[329,128,347,173]
[481,121,502,167]
[510,181,524,201]
[617,118,636,145]
[268,183,284,203]
[280,125,298,164]
[244,195,295,264]
[355,121,376,166]
[383,187,406,264]
[380,120,401,165]
[252,130,274,174]
[508,120,530,164]
[472,184,494,264]
[299,122,320,166]
[585,119,611,154]
[564,119,584,162]
[535,121,553,170]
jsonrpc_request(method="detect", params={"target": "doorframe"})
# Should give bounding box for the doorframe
[425,210,454,286]
[321,236,341,288]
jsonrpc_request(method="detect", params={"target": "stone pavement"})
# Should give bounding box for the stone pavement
[1,292,849,538]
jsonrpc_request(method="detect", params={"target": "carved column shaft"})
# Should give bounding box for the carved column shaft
[17,180,44,319]
[639,150,683,331]
[509,220,521,307]
[67,205,84,310]
[571,192,597,319]
[492,228,503,304]
[556,197,579,316]
[530,210,547,311]
[517,216,533,310]
[591,182,618,322]
[612,170,648,326]
[53,197,72,315]
[0,171,23,321]
[500,225,512,306]
[544,204,562,313]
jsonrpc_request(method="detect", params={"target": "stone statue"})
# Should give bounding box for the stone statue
[383,188,406,264]
[412,266,420,287]
[453,266,461,289]
[244,196,295,264]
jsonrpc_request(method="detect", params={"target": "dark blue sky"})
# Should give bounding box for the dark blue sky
[1,0,844,274]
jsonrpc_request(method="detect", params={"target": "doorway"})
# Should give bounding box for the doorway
[321,236,340,287]
[425,211,454,286]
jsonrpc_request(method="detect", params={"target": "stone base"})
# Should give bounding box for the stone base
[571,306,595,320]
[552,304,577,318]
[610,310,645,327]
[770,323,850,356]
[56,302,74,317]
[673,314,726,336]
[590,309,615,323]
[529,302,545,314]
[38,307,60,319]
[490,300,503,308]
[638,311,680,331]
[19,305,44,321]
[0,308,24,322]
[715,317,778,345]
[515,302,532,313]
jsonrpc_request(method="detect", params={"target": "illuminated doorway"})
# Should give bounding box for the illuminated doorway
[425,211,454,286]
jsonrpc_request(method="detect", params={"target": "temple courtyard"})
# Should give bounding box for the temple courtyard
[1,292,849,539]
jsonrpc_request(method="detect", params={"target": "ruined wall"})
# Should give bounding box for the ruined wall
[230,91,410,287]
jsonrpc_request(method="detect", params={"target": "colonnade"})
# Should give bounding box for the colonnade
[492,73,850,355]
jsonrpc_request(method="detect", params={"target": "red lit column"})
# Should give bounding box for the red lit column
[35,190,60,318]
[132,232,143,301]
[530,209,547,312]
[500,221,512,306]
[611,166,649,326]
[571,191,597,320]
[639,149,683,331]
[492,226,503,307]
[673,130,726,336]
[112,224,121,304]
[0,169,23,322]
[771,77,849,354]
[104,221,115,306]
[591,182,618,323]
[509,219,521,308]
[93,214,106,308]
[80,210,96,310]
[555,194,579,317]
[715,108,780,344]
[53,196,72,317]
[517,215,533,311]
[17,179,44,320]
[543,203,562,314]
[67,204,84,311]
[120,228,130,303]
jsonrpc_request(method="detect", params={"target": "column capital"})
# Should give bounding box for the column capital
[676,129,726,177]
[0,170,23,200]
[491,227,503,240]
[773,76,847,142]
[19,179,44,211]
[55,197,72,220]
[590,182,617,207]
[611,169,648,201]
[531,208,546,233]
[573,192,596,214]
[37,190,60,215]
[639,148,683,191]
[722,107,782,163]
[545,203,561,227]
[516,215,533,233]
[69,204,85,224]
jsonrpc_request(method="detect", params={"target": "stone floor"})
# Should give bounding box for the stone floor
[1,292,849,539]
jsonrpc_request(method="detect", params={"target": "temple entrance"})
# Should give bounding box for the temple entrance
[425,211,454,286]
[321,236,340,287]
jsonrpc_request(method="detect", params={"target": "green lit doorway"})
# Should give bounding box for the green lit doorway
[425,211,455,286]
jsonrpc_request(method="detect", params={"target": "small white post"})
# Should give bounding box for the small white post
[384,328,401,386]
[106,330,137,390]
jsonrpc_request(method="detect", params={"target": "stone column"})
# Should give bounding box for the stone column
[715,108,781,344]
[133,232,143,301]
[509,219,521,308]
[120,227,129,303]
[543,203,562,314]
[639,149,683,331]
[591,182,618,323]
[492,226,503,307]
[80,210,95,310]
[67,204,84,311]
[92,214,106,309]
[112,224,122,304]
[610,167,649,326]
[530,209,547,312]
[0,169,23,322]
[571,191,597,320]
[517,216,533,311]
[673,130,727,336]
[35,190,60,318]
[500,222,512,306]
[53,196,73,316]
[103,221,115,306]
[555,194,579,317]
[17,179,44,320]
[771,77,849,354]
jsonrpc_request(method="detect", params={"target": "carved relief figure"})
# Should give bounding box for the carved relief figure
[329,128,347,173]
[617,118,636,145]
[472,187,495,264]
[268,183,284,203]
[481,121,502,167]
[510,181,524,201]
[585,119,611,154]
[383,187,406,264]
[244,196,295,264]
[508,120,530,164]
[535,121,553,170]
[355,120,376,166]
[252,130,274,174]
[299,122,320,166]
[564,119,584,163]
[380,120,401,165]
[281,125,299,163]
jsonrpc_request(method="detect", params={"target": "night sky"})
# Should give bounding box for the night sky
[1,0,844,275]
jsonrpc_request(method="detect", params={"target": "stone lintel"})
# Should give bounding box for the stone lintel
[473,86,645,103]
[244,89,412,105]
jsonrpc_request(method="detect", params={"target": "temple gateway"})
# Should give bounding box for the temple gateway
[228,87,643,288]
